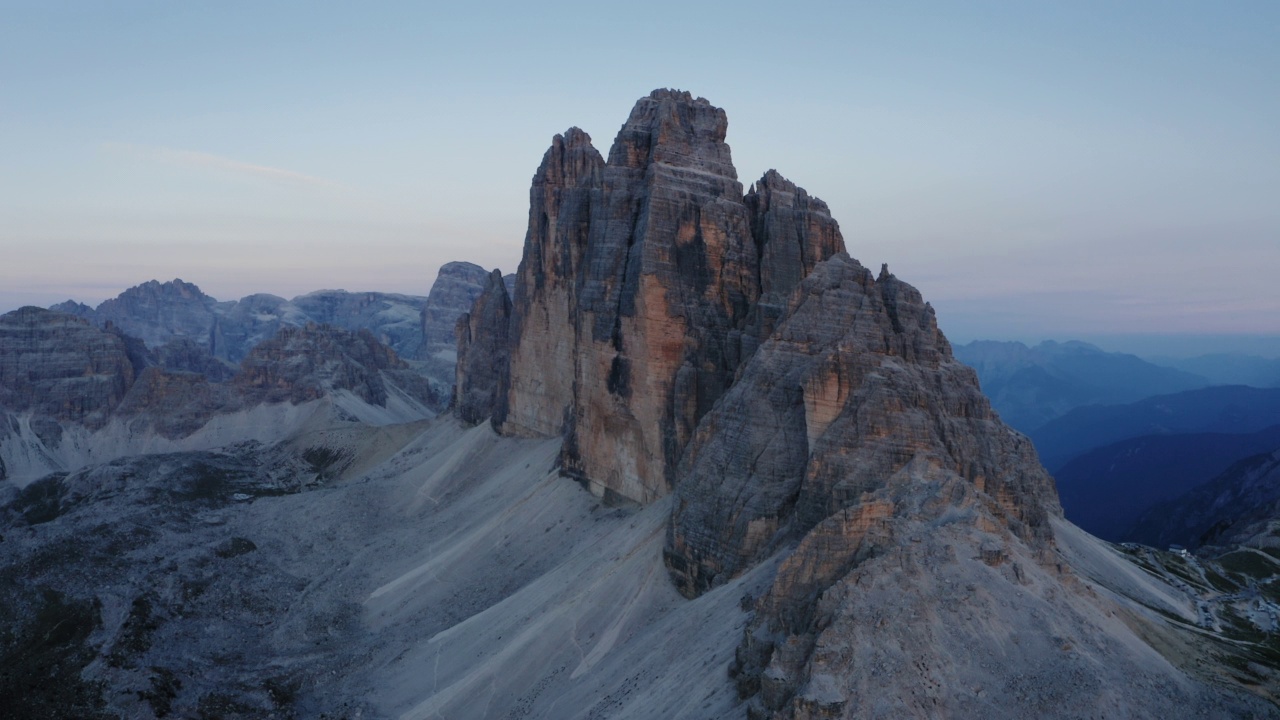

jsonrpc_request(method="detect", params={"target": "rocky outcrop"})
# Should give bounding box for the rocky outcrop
[0,307,138,430]
[0,309,436,444]
[454,271,512,425]
[94,279,220,349]
[665,256,1058,595]
[114,367,234,438]
[742,170,846,345]
[234,323,432,407]
[153,337,236,382]
[420,262,491,363]
[60,281,430,364]
[210,293,293,362]
[487,90,846,503]
[660,256,1066,715]
[503,127,604,438]
[290,290,428,360]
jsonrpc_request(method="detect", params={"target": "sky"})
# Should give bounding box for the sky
[2,1,1278,356]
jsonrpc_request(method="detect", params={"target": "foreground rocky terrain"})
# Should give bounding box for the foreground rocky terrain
[3,89,1278,718]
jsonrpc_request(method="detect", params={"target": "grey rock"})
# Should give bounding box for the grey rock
[666,255,1057,596]
[496,91,844,504]
[454,270,511,426]
[0,307,137,430]
[419,261,490,368]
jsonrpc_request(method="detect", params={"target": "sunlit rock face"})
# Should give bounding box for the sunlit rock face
[481,89,845,504]
[502,127,603,439]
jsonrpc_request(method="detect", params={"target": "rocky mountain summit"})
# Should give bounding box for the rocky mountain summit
[55,279,430,364]
[453,89,1278,716]
[485,91,845,504]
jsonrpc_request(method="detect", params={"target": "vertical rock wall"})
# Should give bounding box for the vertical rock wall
[454,270,513,426]
[502,128,603,438]
[488,90,847,504]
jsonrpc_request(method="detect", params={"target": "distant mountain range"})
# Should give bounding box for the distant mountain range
[1029,385,1280,472]
[1130,448,1280,551]
[953,340,1208,433]
[1150,353,1280,388]
[45,262,513,398]
[1053,424,1280,541]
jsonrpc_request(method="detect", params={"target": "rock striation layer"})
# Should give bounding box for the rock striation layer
[664,256,1058,596]
[662,257,1066,717]
[0,308,437,446]
[468,89,847,503]
[420,261,492,363]
[0,307,138,430]
[57,280,431,364]
[454,271,512,425]
[447,90,1280,717]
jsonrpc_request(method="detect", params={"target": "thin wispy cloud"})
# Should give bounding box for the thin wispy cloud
[102,142,346,191]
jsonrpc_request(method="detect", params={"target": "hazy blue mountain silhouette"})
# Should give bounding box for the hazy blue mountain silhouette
[1130,448,1280,550]
[1053,424,1280,541]
[954,340,1207,433]
[1029,385,1280,472]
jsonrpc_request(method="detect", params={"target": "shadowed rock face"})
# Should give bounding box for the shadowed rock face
[93,279,220,350]
[665,256,1058,597]
[58,280,431,364]
[420,261,492,361]
[454,270,512,426]
[485,89,846,503]
[0,309,436,444]
[0,307,138,430]
[234,323,426,407]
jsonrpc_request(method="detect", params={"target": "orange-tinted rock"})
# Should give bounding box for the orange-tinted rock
[502,128,603,438]
[666,255,1057,596]
[489,90,846,504]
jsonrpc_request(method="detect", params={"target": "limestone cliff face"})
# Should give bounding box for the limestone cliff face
[562,90,762,503]
[663,256,1063,717]
[0,308,436,445]
[490,90,846,503]
[666,256,1058,596]
[62,280,430,365]
[0,307,138,430]
[420,262,490,362]
[743,170,847,345]
[94,279,220,349]
[454,270,512,426]
[503,127,604,438]
[234,323,428,407]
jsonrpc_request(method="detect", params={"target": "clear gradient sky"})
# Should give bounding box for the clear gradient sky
[2,1,1278,354]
